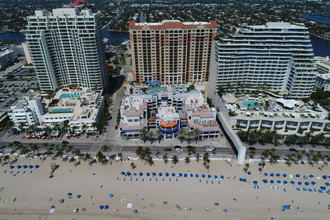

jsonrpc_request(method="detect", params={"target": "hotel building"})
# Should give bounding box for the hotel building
[129,20,217,85]
[209,22,316,99]
[26,2,107,91]
[119,89,220,140]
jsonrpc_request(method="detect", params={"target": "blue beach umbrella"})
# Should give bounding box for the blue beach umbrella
[152,172,156,176]
[179,173,183,177]
[277,180,282,184]
[283,174,287,178]
[242,178,247,182]
[325,182,330,186]
[29,165,33,169]
[296,174,300,178]
[305,182,310,186]
[184,173,188,177]
[311,181,316,185]
[290,181,295,185]
[133,209,138,213]
[67,192,72,196]
[270,180,275,184]
[171,173,175,177]
[239,178,243,181]
[253,181,258,185]
[35,165,39,168]
[283,181,288,185]
[17,165,22,169]
[264,173,268,177]
[309,174,314,178]
[159,172,163,176]
[190,173,194,177]
[202,174,206,178]
[214,175,218,179]
[301,161,305,164]
[270,173,274,177]
[195,174,199,178]
[146,172,150,176]
[320,186,326,190]
[59,199,64,203]
[126,172,131,176]
[99,205,104,210]
[207,174,211,178]
[9,165,14,169]
[121,171,125,175]
[139,172,143,176]
[105,205,109,209]
[298,181,302,185]
[263,179,268,183]
[76,194,81,198]
[276,173,281,177]
[322,175,328,180]
[109,193,114,197]
[165,173,169,176]
[23,165,28,169]
[220,175,225,179]
[258,163,263,166]
[247,171,251,175]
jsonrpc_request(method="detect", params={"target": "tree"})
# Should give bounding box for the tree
[184,156,190,164]
[102,145,110,159]
[172,155,179,165]
[84,153,92,162]
[193,129,201,143]
[146,157,154,166]
[243,163,250,173]
[249,150,256,159]
[178,129,186,143]
[130,162,136,170]
[196,153,200,162]
[140,128,149,143]
[162,154,169,164]
[135,146,144,160]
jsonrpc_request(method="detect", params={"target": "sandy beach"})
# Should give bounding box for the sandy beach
[0,156,329,220]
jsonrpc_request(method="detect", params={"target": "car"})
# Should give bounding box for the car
[164,148,172,151]
[204,146,214,152]
[62,141,69,145]
[187,145,194,149]
[115,125,118,129]
[248,147,256,151]
[289,148,297,152]
[13,141,21,145]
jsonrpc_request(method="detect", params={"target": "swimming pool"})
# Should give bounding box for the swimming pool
[49,108,73,113]
[148,87,167,92]
[243,101,263,109]
[60,93,81,98]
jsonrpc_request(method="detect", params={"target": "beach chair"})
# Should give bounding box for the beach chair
[313,189,316,192]
[136,178,138,181]
[162,178,164,181]
[218,181,221,184]
[117,177,119,181]
[156,178,158,181]
[176,178,178,182]
[30,170,33,173]
[303,188,307,191]
[284,189,286,192]
[23,171,26,174]
[308,189,312,192]
[296,188,300,191]
[211,181,214,184]
[149,178,152,181]
[169,178,171,182]
[206,180,208,184]
[123,178,126,181]
[10,171,13,174]
[4,170,7,173]
[318,190,323,193]
[199,179,202,183]
[130,178,132,181]
[142,178,144,182]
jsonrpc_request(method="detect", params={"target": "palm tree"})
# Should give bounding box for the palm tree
[3,155,10,164]
[102,145,110,159]
[69,157,76,164]
[186,131,194,144]
[243,163,250,173]
[140,128,149,143]
[31,144,39,154]
[84,153,92,162]
[172,155,179,165]
[196,153,200,162]
[184,156,190,164]
[130,162,136,170]
[18,122,27,133]
[135,146,144,160]
[147,131,154,143]
[82,123,88,133]
[193,129,201,143]
[162,154,168,164]
[146,157,154,166]
[249,150,256,159]
[178,129,186,143]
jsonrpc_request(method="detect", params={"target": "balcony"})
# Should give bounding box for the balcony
[158,125,179,133]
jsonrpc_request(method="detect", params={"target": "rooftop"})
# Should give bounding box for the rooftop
[129,20,217,29]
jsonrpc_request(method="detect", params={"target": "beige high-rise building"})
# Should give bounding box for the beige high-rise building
[129,20,217,84]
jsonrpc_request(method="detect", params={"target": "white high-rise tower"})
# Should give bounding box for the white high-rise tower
[210,22,316,98]
[26,4,107,91]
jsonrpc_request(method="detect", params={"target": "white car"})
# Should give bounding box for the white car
[205,146,214,152]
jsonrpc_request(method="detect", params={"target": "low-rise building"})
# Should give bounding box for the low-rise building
[221,94,330,134]
[315,57,330,91]
[8,88,104,132]
[0,49,17,69]
[119,86,220,140]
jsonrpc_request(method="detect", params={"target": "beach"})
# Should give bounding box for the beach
[0,157,329,220]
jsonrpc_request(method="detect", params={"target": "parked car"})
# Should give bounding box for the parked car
[204,146,214,152]
[289,148,297,152]
[248,147,256,151]
[164,148,172,151]
[62,141,69,145]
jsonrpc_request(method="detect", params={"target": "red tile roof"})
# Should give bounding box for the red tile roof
[64,0,88,7]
